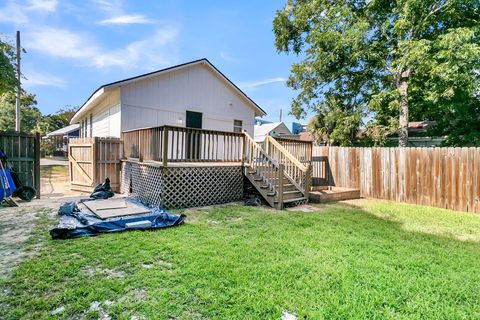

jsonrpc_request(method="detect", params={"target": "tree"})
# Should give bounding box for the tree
[0,91,41,133]
[0,35,18,95]
[37,106,78,136]
[273,0,479,146]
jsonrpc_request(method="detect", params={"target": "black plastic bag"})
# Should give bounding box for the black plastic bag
[90,178,114,199]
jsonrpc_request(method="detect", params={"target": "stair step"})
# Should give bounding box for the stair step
[275,197,307,204]
[253,177,263,181]
[248,170,256,174]
[283,190,301,195]
[260,184,269,189]
[267,191,276,197]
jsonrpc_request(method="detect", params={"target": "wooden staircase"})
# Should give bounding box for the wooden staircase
[244,134,312,209]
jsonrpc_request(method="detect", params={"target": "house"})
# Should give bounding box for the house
[291,122,307,134]
[68,59,312,210]
[70,58,266,138]
[387,121,445,147]
[43,124,80,157]
[254,122,294,142]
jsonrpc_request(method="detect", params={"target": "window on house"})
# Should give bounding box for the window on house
[233,120,242,133]
[89,114,93,137]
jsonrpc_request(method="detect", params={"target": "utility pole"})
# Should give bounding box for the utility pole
[15,31,21,132]
[279,108,282,122]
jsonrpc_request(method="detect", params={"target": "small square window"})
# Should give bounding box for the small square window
[234,120,242,133]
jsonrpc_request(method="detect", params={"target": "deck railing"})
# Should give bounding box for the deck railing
[273,137,312,164]
[121,125,244,165]
[264,136,311,195]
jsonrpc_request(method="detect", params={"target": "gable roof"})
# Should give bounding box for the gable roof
[254,122,292,142]
[71,58,266,124]
[45,124,80,137]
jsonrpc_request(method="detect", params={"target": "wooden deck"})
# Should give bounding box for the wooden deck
[123,159,242,167]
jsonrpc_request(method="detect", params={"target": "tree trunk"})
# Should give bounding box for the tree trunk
[397,69,410,147]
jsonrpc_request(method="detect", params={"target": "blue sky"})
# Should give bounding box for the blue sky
[0,0,311,128]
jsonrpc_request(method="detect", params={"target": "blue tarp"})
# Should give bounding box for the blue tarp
[50,199,185,240]
[0,169,17,201]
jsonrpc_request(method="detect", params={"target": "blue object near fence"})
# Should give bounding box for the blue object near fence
[0,169,17,201]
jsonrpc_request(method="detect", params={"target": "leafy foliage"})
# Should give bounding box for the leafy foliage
[274,0,480,146]
[0,35,18,96]
[0,91,41,133]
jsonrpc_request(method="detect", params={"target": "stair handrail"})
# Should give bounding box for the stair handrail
[265,135,311,195]
[265,136,308,171]
[244,133,281,194]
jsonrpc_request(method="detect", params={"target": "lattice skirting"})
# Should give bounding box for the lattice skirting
[121,161,243,209]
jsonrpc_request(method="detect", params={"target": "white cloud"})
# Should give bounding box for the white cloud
[94,0,153,25]
[24,26,179,70]
[0,0,58,24]
[98,14,153,25]
[93,26,179,68]
[220,51,239,63]
[23,70,66,88]
[238,77,287,90]
[25,27,97,60]
[0,1,29,24]
[27,0,58,12]
[94,0,123,14]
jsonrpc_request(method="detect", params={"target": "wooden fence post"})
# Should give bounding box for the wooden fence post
[93,137,98,186]
[304,163,312,200]
[34,132,40,198]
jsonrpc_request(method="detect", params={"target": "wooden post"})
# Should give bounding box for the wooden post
[278,164,284,210]
[92,137,98,186]
[240,134,245,167]
[304,163,312,200]
[34,132,40,198]
[265,136,270,155]
[162,127,168,167]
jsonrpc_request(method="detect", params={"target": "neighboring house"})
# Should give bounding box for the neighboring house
[292,122,307,134]
[387,121,445,147]
[43,124,80,157]
[70,58,266,137]
[254,122,293,142]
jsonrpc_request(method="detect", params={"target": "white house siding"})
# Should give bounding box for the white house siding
[120,63,255,136]
[79,90,121,138]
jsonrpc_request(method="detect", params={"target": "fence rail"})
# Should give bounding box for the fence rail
[0,131,40,198]
[122,125,244,165]
[313,146,480,213]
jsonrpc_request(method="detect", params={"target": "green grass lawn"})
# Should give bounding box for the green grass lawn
[2,200,480,319]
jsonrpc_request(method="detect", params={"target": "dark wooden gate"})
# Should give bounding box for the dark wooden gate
[0,131,40,198]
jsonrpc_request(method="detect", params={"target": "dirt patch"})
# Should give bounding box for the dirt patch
[41,165,89,199]
[82,265,127,279]
[0,202,56,279]
[0,165,87,279]
[286,204,319,212]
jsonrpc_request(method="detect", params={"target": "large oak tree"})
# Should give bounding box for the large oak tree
[274,0,479,146]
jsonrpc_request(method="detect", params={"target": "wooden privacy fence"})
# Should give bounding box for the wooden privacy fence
[0,131,40,197]
[313,146,480,213]
[69,137,122,192]
[122,125,244,165]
